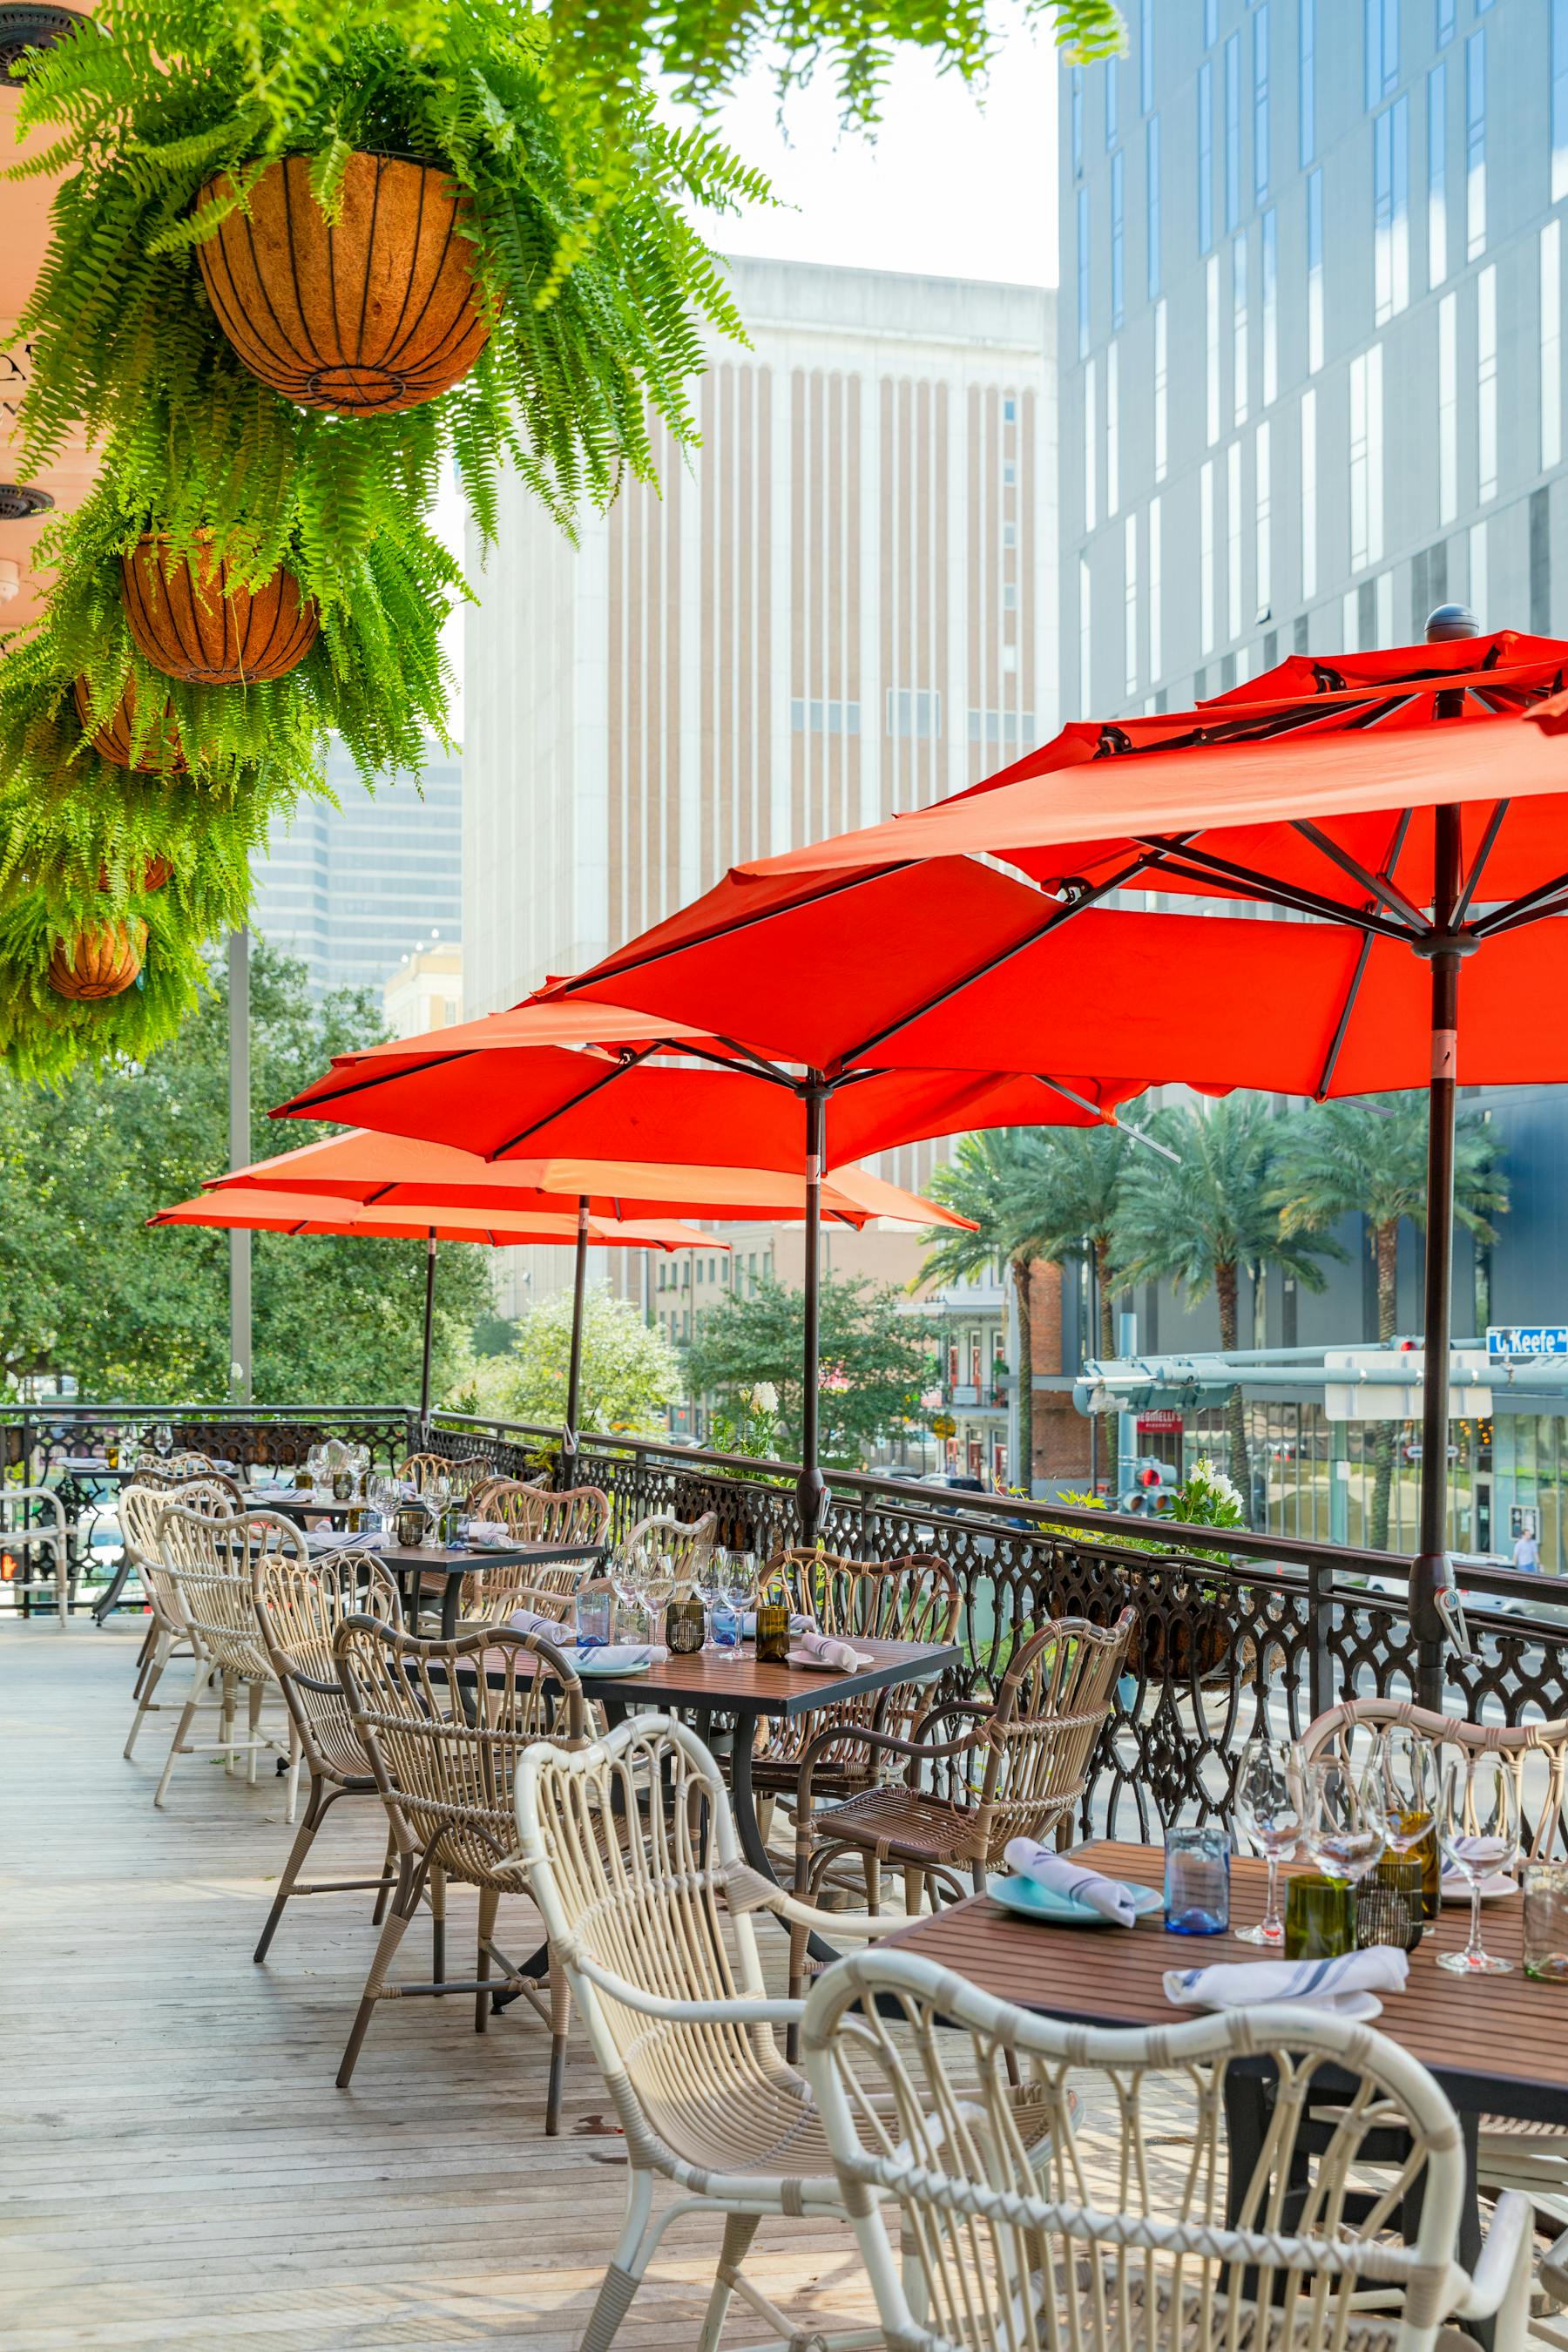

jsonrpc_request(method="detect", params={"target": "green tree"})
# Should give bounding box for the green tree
[923,1132,1043,1489]
[1004,1124,1136,1361]
[0,942,490,1404]
[460,1284,681,1433]
[1270,1093,1509,1550]
[684,1273,934,1466]
[1112,1097,1335,1511]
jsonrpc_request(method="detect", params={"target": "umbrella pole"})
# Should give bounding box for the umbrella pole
[419,1229,436,1430]
[796,1084,829,1546]
[1412,800,1463,1712]
[564,1195,590,1479]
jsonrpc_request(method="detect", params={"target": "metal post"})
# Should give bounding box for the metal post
[1086,1241,1099,1495]
[796,1084,829,1546]
[418,1230,437,1429]
[563,1195,590,1477]
[227,929,252,1405]
[1116,1308,1139,1506]
[1413,808,1463,1712]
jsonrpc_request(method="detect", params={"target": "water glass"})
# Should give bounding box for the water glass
[1297,1756,1387,1889]
[574,1584,613,1652]
[1164,1826,1231,1935]
[1369,1725,1441,1919]
[710,1551,756,1661]
[1232,1736,1302,1946]
[1523,1862,1568,1982]
[1436,1753,1519,1976]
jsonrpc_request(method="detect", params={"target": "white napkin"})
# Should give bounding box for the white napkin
[739,1609,813,1637]
[1004,1839,1141,1925]
[558,1641,668,1671]
[303,1526,388,1553]
[1164,1946,1409,2012]
[792,1627,873,1673]
[466,1519,512,1546]
[507,1606,572,1641]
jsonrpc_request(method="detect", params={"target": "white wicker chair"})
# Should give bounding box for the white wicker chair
[151,1504,301,1809]
[0,1486,71,1625]
[119,1477,240,1756]
[801,1945,1537,2352]
[1302,1696,1568,2230]
[516,1711,1056,2352]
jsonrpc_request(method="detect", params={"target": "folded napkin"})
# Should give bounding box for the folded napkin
[792,1627,873,1673]
[303,1526,388,1553]
[466,1519,512,1546]
[739,1609,813,1638]
[1164,1946,1409,2012]
[559,1641,667,1671]
[1004,1839,1141,1926]
[507,1606,573,1641]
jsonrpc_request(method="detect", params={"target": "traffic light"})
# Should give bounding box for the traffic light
[1139,1463,1162,1489]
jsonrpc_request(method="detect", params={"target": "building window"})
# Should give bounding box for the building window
[1233,233,1249,427]
[1106,339,1120,515]
[1003,582,1017,612]
[1205,0,1217,44]
[1146,113,1161,300]
[1224,33,1241,231]
[1301,386,1318,602]
[1227,439,1243,642]
[1071,66,1084,176]
[1255,420,1272,619]
[1105,55,1119,148]
[1364,0,1397,109]
[1003,520,1017,548]
[1427,63,1447,289]
[1084,354,1098,532]
[1254,4,1270,202]
[790,698,861,733]
[1003,459,1016,485]
[1261,208,1278,405]
[967,708,1037,744]
[886,689,942,739]
[1477,263,1497,504]
[1124,512,1139,699]
[1148,494,1163,680]
[1465,30,1485,261]
[1373,96,1409,327]
[1078,555,1092,715]
[1531,486,1552,634]
[1348,345,1384,572]
[1306,169,1324,373]
[1213,59,1222,257]
[1436,0,1454,46]
[1555,0,1568,204]
[1139,0,1154,113]
[1299,0,1316,166]
[1544,220,1564,476]
[1004,396,1016,424]
[1077,185,1091,359]
[1206,253,1220,444]
[1200,460,1216,654]
[1438,291,1458,524]
[1110,147,1125,328]
[1152,298,1169,482]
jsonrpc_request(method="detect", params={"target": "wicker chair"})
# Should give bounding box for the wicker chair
[134,1449,221,1477]
[151,1504,301,1809]
[470,1472,544,1517]
[453,1483,611,1621]
[788,1607,1135,2005]
[249,1546,406,1962]
[331,1617,588,2126]
[517,1711,959,2352]
[0,1486,71,1625]
[120,1476,242,1757]
[801,1945,1536,2352]
[398,1450,493,1497]
[1302,1696,1568,2229]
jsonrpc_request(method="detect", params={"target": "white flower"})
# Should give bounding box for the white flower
[747,1381,780,1416]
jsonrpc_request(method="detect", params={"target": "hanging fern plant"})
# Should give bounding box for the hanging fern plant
[0,884,214,1083]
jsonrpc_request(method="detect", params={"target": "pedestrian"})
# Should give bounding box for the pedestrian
[1512,1522,1542,1572]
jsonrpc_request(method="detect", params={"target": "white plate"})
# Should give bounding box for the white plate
[786,1646,875,1672]
[1439,1870,1517,1903]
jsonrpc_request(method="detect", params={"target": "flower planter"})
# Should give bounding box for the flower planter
[121,536,318,686]
[48,916,147,1001]
[194,152,491,415]
[73,675,186,773]
[1125,1599,1233,1686]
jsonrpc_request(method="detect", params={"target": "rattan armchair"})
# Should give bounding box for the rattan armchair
[331,1617,588,2127]
[0,1485,71,1625]
[788,1607,1135,2004]
[801,1946,1536,2352]
[516,1712,928,2352]
[120,1476,241,1757]
[398,1450,493,1497]
[151,1504,301,1809]
[453,1483,611,1621]
[249,1547,405,1962]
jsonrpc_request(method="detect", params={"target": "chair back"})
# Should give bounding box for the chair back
[335,1618,587,1889]
[517,1714,796,2169]
[158,1504,303,1681]
[801,1947,1502,2352]
[1301,1696,1568,1862]
[621,1511,719,1587]
[470,1473,543,1517]
[135,1450,220,1477]
[458,1484,611,1619]
[120,1477,236,1631]
[968,1609,1136,1862]
[760,1550,961,1773]
[252,1549,402,1786]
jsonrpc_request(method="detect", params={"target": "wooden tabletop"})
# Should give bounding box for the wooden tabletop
[380,1540,603,1580]
[883,1840,1568,2126]
[575,1636,962,1717]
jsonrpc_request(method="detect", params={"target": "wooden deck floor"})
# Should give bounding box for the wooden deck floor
[1,1625,878,2352]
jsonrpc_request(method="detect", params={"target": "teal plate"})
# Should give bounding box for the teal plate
[987,1873,1162,1927]
[570,1655,652,1677]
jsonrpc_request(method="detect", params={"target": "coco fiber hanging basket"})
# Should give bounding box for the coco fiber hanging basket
[73,675,187,773]
[121,537,319,686]
[48,916,147,1001]
[194,152,491,415]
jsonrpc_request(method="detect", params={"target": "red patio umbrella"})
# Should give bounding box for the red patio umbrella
[537,620,1568,1701]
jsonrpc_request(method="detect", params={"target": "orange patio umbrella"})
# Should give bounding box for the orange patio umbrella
[539,619,1568,1700]
[150,1188,727,1428]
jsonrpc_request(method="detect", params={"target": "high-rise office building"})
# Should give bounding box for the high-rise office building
[1062,0,1565,714]
[249,739,463,999]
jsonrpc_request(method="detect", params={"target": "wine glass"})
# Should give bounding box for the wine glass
[711,1550,756,1661]
[1436,1754,1519,1975]
[693,1544,727,1647]
[641,1547,678,1637]
[1232,1736,1302,1945]
[609,1538,650,1641]
[367,1474,395,1532]
[1370,1724,1439,1876]
[1297,1755,1387,1890]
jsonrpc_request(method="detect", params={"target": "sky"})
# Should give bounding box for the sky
[706,15,1058,289]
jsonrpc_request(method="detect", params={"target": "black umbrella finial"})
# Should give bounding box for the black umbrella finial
[1425,603,1481,642]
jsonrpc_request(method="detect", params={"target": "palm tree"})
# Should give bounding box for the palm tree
[1001,1125,1134,1361]
[923,1132,1044,1488]
[1270,1093,1508,1550]
[1113,1096,1335,1513]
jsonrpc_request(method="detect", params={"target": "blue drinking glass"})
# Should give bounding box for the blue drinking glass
[1165,1826,1231,1935]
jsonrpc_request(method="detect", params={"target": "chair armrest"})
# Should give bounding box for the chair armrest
[1450,2191,1535,2322]
[1540,2224,1568,2310]
[566,1944,802,2028]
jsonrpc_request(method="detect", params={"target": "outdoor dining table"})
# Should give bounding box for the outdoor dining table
[382,1540,606,1641]
[882,1839,1567,2309]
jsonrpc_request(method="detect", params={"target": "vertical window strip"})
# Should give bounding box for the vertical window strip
[1140,0,1154,114]
[1085,355,1098,533]
[1261,209,1278,405]
[1254,5,1270,202]
[1373,95,1409,327]
[1255,420,1272,619]
[1299,0,1316,167]
[1470,517,1489,629]
[1224,33,1241,231]
[1301,387,1318,602]
[1106,340,1121,517]
[1233,233,1250,428]
[1198,60,1214,253]
[1105,54,1119,148]
[1124,511,1139,700]
[1149,494,1163,680]
[1465,31,1485,262]
[1146,113,1162,301]
[1227,439,1243,642]
[1427,63,1447,290]
[1206,253,1221,444]
[1077,184,1092,360]
[1477,264,1497,504]
[1350,353,1369,572]
[1078,554,1093,715]
[1555,0,1568,205]
[1544,221,1564,476]
[1071,66,1084,177]
[1110,148,1125,328]
[1153,299,1169,482]
[1438,291,1458,525]
[1200,461,1216,654]
[1306,170,1324,373]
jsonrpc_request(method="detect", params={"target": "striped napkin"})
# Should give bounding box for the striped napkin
[1164,1947,1409,2012]
[303,1526,388,1553]
[1004,1839,1141,1925]
[791,1627,874,1672]
[507,1606,573,1641]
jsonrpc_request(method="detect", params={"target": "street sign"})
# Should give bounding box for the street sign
[1486,1325,1568,1358]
